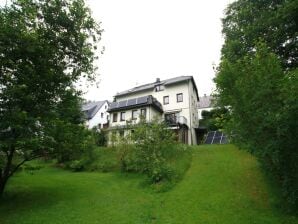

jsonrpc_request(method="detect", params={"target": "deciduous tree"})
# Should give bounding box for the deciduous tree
[0,0,101,195]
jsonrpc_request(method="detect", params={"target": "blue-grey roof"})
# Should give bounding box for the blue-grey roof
[115,76,199,100]
[82,101,107,120]
[108,95,163,113]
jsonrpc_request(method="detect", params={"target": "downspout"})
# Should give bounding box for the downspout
[188,80,192,145]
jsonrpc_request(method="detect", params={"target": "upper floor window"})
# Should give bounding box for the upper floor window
[140,108,147,119]
[177,93,183,102]
[163,96,169,105]
[101,112,104,118]
[132,110,138,120]
[120,112,126,121]
[155,85,164,92]
[113,113,118,122]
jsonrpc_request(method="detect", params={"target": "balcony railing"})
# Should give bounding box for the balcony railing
[165,116,187,126]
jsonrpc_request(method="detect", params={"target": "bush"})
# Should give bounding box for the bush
[115,118,190,184]
[214,43,298,212]
[91,127,107,147]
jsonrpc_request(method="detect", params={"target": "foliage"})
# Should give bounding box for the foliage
[0,0,101,195]
[217,0,298,211]
[200,107,230,131]
[1,145,297,224]
[222,0,298,69]
[114,118,184,183]
[91,128,107,147]
[215,42,298,211]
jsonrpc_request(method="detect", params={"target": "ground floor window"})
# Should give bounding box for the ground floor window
[113,113,118,122]
[120,112,125,121]
[140,108,146,119]
[132,110,138,120]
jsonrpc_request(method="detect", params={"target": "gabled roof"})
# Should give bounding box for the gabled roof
[115,76,199,100]
[82,100,107,120]
[198,95,213,109]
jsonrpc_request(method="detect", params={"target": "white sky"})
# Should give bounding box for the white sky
[83,0,232,101]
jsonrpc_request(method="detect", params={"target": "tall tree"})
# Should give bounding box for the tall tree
[0,0,101,195]
[222,0,298,69]
[215,0,298,211]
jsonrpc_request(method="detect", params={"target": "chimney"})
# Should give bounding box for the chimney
[156,78,160,83]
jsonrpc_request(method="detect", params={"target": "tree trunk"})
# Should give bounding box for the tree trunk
[0,176,8,196]
[0,147,15,197]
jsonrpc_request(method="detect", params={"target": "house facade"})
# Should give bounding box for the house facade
[108,76,199,145]
[82,100,110,129]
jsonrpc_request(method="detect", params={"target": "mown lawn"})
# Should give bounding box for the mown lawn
[0,145,297,224]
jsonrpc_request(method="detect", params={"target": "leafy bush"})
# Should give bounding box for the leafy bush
[115,118,191,184]
[86,147,118,172]
[91,128,107,147]
[215,43,298,212]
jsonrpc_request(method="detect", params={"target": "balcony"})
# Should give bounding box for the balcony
[165,115,187,126]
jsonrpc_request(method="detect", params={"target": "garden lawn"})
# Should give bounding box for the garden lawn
[0,145,297,224]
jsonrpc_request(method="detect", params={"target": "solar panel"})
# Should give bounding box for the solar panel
[205,137,213,144]
[118,100,127,108]
[109,102,118,109]
[137,96,148,104]
[212,137,221,144]
[206,131,215,138]
[220,137,229,144]
[127,98,137,106]
[214,131,222,137]
[204,131,229,144]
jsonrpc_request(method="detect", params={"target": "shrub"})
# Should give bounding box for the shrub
[115,118,182,183]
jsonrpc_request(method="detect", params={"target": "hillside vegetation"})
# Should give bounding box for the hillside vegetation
[0,145,296,224]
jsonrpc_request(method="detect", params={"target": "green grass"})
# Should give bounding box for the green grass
[0,144,297,224]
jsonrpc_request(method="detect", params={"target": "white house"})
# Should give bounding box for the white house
[82,100,110,129]
[198,94,214,119]
[108,76,199,145]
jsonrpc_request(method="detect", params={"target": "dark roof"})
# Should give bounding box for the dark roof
[115,76,199,100]
[108,95,163,113]
[82,101,107,120]
[198,95,213,109]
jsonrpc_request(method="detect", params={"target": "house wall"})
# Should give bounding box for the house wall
[109,106,162,128]
[88,101,109,129]
[114,79,199,145]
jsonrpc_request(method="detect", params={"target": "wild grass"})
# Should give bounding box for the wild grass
[0,144,296,224]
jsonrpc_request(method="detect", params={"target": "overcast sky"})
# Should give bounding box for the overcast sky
[83,0,232,101]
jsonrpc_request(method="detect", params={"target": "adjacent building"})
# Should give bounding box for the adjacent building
[82,100,110,129]
[107,76,199,145]
[197,94,214,119]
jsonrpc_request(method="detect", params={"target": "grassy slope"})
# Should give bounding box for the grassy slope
[0,145,296,224]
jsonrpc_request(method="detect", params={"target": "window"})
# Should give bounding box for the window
[101,112,104,118]
[155,85,164,92]
[140,108,146,119]
[177,93,183,102]
[120,112,125,121]
[132,110,138,120]
[163,96,169,105]
[113,113,118,122]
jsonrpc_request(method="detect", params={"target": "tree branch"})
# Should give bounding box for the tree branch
[8,155,43,178]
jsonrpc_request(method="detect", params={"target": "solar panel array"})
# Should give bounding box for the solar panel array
[109,96,149,110]
[204,131,229,144]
